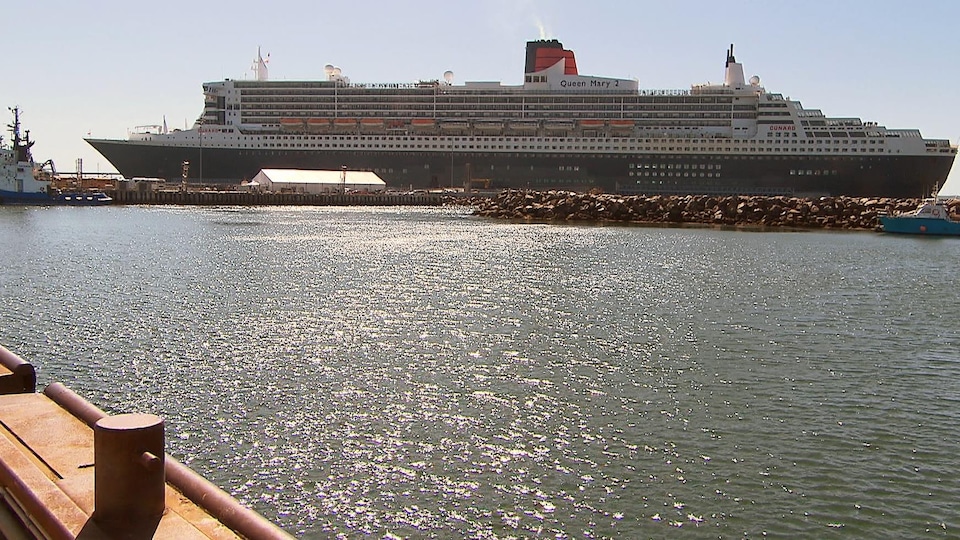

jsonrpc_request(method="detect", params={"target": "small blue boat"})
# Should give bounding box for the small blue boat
[879,196,960,236]
[54,192,113,205]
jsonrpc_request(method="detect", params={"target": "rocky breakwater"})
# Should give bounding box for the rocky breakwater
[473,190,960,230]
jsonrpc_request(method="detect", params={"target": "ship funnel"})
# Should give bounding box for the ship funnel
[724,43,745,88]
[524,39,578,75]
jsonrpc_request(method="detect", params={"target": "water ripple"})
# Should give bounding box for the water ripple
[1,206,959,538]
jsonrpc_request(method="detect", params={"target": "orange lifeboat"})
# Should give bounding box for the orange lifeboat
[411,119,437,128]
[360,118,385,129]
[509,120,539,131]
[333,118,358,129]
[307,118,330,132]
[610,119,634,129]
[544,120,575,131]
[475,121,503,132]
[578,119,604,128]
[440,120,470,130]
[280,118,304,131]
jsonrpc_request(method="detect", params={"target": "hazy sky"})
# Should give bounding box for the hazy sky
[6,0,960,194]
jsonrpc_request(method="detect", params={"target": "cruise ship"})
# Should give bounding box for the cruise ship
[86,40,956,197]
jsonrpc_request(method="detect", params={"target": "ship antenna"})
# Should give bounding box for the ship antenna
[7,106,33,161]
[8,106,21,150]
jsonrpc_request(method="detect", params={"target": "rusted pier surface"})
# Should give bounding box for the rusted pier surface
[0,346,294,540]
[111,189,443,206]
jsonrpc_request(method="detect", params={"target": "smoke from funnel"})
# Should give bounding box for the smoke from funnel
[534,18,551,39]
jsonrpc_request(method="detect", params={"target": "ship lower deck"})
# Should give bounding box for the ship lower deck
[86,140,955,198]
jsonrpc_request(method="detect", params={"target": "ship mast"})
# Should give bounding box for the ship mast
[7,106,34,163]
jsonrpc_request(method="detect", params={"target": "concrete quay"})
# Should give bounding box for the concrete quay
[109,189,444,206]
[0,345,294,540]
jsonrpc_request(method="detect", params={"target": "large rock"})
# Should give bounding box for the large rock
[470,190,956,231]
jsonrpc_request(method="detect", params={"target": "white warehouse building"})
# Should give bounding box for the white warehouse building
[246,169,387,194]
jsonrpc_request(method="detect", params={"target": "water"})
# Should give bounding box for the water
[1,205,959,538]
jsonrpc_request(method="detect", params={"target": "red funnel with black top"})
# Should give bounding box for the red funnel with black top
[524,40,578,75]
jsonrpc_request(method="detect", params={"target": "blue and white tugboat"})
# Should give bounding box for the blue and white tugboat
[879,188,960,236]
[1,106,54,203]
[1,107,111,205]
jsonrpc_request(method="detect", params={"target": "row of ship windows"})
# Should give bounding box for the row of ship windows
[257,134,884,145]
[629,169,839,178]
[265,135,720,143]
[265,143,637,150]
[763,138,883,144]
[629,171,722,178]
[527,178,598,185]
[242,118,745,128]
[201,134,896,149]
[241,111,748,120]
[259,133,882,144]
[239,100,745,111]
[238,121,885,140]
[241,110,756,119]
[260,142,893,153]
[237,91,738,105]
[791,169,840,176]
[630,163,721,170]
[771,131,886,138]
[428,164,578,171]
[248,120,740,128]
[243,150,893,164]
[238,101,749,112]
[361,166,777,178]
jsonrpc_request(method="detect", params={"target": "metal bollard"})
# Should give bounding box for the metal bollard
[0,345,37,394]
[93,414,166,530]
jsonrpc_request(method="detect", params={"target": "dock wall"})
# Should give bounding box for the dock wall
[111,190,443,206]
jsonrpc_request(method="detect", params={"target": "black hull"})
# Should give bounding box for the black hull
[86,140,955,198]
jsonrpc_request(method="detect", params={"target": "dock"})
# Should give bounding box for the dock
[111,189,444,206]
[0,345,293,539]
